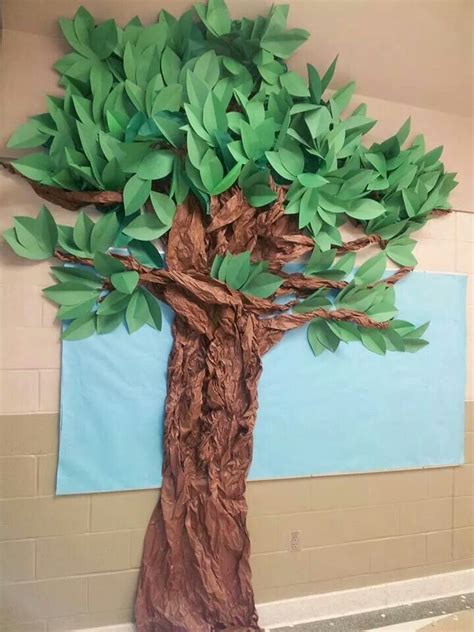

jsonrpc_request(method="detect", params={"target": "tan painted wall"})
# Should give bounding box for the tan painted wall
[0,408,473,631]
[1,1,473,630]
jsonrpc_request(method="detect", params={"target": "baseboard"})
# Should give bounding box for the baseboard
[76,568,474,632]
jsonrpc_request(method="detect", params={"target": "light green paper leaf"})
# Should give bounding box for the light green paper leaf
[123,175,151,215]
[111,270,139,294]
[13,153,52,183]
[360,329,387,355]
[43,282,99,305]
[261,28,309,59]
[150,191,176,224]
[225,251,251,290]
[241,271,282,298]
[97,290,131,315]
[123,214,169,240]
[7,119,49,149]
[137,151,174,180]
[57,297,97,321]
[354,252,387,285]
[51,265,101,287]
[96,311,124,335]
[90,212,119,253]
[94,252,126,276]
[280,71,310,97]
[62,312,96,341]
[90,19,118,59]
[125,290,149,333]
[73,211,94,253]
[347,198,386,221]
[142,288,163,330]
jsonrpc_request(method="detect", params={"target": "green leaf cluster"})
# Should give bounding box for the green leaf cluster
[306,316,429,357]
[3,0,456,352]
[3,207,57,260]
[210,251,283,298]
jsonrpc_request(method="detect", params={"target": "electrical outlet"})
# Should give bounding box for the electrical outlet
[290,529,302,552]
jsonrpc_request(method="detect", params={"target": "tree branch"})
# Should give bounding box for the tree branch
[54,249,289,316]
[261,308,389,333]
[1,161,122,210]
[275,265,413,299]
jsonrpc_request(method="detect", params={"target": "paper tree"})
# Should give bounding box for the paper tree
[2,2,457,630]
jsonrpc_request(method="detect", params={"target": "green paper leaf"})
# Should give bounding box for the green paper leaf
[265,151,295,181]
[123,214,169,240]
[152,84,183,113]
[321,56,338,92]
[3,227,49,260]
[90,212,119,253]
[125,290,149,333]
[261,28,309,59]
[7,119,49,149]
[137,151,174,180]
[307,320,326,356]
[51,265,101,287]
[150,191,176,224]
[386,237,417,266]
[203,93,227,136]
[298,173,329,188]
[111,270,139,294]
[360,329,387,355]
[241,271,282,298]
[330,82,355,119]
[196,0,231,36]
[57,297,97,321]
[73,211,94,253]
[280,71,310,97]
[142,288,163,330]
[307,64,322,103]
[96,311,124,335]
[62,312,96,341]
[354,252,387,285]
[225,251,251,290]
[123,175,151,215]
[161,47,181,85]
[403,338,429,353]
[97,290,131,315]
[245,184,277,207]
[43,282,99,305]
[200,149,224,192]
[347,198,386,221]
[13,153,52,183]
[94,252,126,276]
[128,240,163,268]
[308,319,340,352]
[36,206,58,254]
[90,19,118,59]
[210,162,242,196]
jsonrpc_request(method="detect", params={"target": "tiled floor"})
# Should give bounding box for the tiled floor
[273,593,474,631]
[375,610,474,631]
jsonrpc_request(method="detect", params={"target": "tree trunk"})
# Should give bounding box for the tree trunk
[135,306,263,632]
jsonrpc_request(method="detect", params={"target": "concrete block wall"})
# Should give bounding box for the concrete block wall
[0,410,473,631]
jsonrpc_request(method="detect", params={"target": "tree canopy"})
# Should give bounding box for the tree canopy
[3,0,457,354]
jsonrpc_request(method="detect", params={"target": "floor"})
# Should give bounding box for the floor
[273,593,474,631]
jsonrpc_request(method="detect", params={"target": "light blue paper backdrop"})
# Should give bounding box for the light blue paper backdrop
[57,271,467,495]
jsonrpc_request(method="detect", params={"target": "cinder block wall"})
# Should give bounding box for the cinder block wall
[0,407,473,632]
[1,171,473,630]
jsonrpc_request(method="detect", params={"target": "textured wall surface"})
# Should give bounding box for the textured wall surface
[0,407,473,631]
